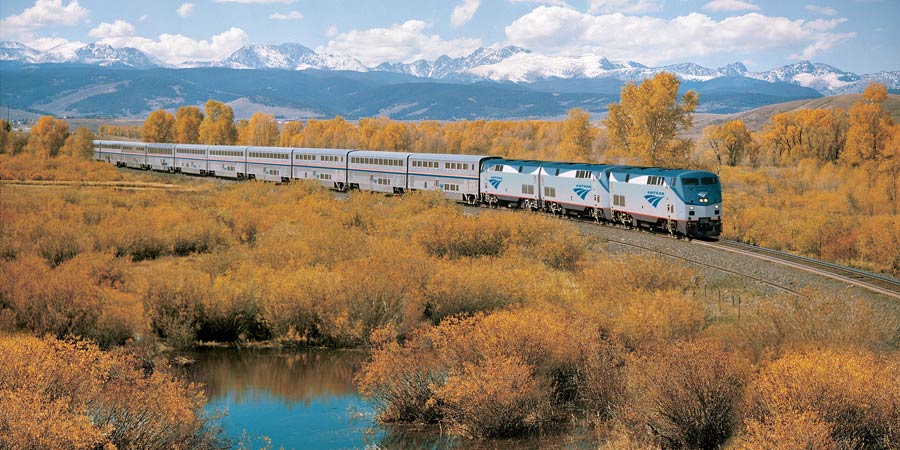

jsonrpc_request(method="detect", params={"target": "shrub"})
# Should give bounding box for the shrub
[0,335,227,450]
[731,411,837,450]
[434,355,550,438]
[743,348,900,449]
[621,340,748,450]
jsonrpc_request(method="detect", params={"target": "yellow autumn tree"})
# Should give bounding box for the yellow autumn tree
[60,127,95,159]
[604,72,698,166]
[174,106,203,144]
[246,112,279,146]
[141,109,176,143]
[198,99,237,145]
[842,83,894,170]
[279,121,303,147]
[0,119,11,154]
[26,116,69,158]
[559,108,593,162]
[704,120,756,167]
[235,119,250,145]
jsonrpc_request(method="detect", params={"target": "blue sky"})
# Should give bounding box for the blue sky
[1,0,896,72]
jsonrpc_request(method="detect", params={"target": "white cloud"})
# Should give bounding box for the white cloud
[451,0,480,28]
[92,22,249,65]
[270,11,303,20]
[27,37,78,51]
[139,14,149,22]
[510,0,569,5]
[214,0,295,3]
[704,0,760,11]
[0,0,90,40]
[322,20,481,66]
[588,0,661,14]
[503,7,855,65]
[88,20,136,39]
[805,4,838,16]
[177,3,195,17]
[326,25,338,37]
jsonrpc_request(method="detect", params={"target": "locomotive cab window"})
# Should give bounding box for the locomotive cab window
[701,177,718,185]
[682,178,699,186]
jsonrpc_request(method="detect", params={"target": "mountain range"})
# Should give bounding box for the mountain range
[1,40,898,120]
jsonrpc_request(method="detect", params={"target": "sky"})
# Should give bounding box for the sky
[0,0,897,72]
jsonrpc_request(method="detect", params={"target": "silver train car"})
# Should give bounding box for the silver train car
[91,140,722,238]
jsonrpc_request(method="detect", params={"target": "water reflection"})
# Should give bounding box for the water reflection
[179,347,595,450]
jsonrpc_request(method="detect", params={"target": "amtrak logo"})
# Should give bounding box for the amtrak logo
[644,192,665,207]
[573,185,592,200]
[488,176,503,189]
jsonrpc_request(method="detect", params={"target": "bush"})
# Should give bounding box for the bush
[434,355,550,438]
[742,348,900,449]
[621,340,748,450]
[731,411,837,450]
[0,335,227,450]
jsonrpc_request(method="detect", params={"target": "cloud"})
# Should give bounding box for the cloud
[588,0,661,14]
[451,0,480,28]
[90,21,249,64]
[510,0,568,5]
[804,4,838,16]
[326,26,338,37]
[503,7,855,65]
[27,37,79,51]
[703,0,760,11]
[139,14,149,22]
[322,20,481,66]
[0,0,90,40]
[213,0,295,3]
[88,20,136,39]
[270,11,303,20]
[177,3,194,17]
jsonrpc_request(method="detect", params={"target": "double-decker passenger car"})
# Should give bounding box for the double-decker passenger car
[246,147,292,182]
[147,143,175,172]
[120,142,147,169]
[174,144,208,175]
[207,146,247,179]
[408,153,494,204]
[347,151,410,194]
[291,148,352,190]
[93,140,123,166]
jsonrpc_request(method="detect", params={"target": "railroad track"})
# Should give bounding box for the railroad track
[694,239,900,300]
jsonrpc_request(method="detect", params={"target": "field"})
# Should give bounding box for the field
[2,78,899,448]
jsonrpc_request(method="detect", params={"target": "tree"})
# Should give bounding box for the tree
[61,127,95,159]
[881,125,900,213]
[559,108,593,162]
[235,119,250,145]
[141,109,176,143]
[246,112,279,146]
[26,116,69,158]
[705,120,756,167]
[174,106,203,144]
[842,83,894,170]
[198,100,237,145]
[604,72,698,166]
[279,121,303,147]
[0,119,10,154]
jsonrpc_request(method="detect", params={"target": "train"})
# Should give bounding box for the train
[92,140,722,238]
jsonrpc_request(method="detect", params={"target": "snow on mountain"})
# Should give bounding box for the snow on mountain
[35,42,158,68]
[376,46,531,79]
[746,61,860,93]
[0,41,40,63]
[217,43,367,71]
[465,53,652,83]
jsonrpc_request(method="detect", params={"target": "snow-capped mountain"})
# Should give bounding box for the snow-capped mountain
[216,43,367,71]
[41,43,159,68]
[0,41,41,63]
[375,46,531,79]
[746,61,860,93]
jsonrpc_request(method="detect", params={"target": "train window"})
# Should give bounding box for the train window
[670,178,676,186]
[554,168,560,176]
[522,184,535,195]
[701,177,718,185]
[493,164,503,171]
[544,186,556,197]
[625,174,630,182]
[576,170,590,179]
[518,166,524,173]
[682,178,699,186]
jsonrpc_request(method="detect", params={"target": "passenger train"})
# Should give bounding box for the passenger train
[92,140,722,238]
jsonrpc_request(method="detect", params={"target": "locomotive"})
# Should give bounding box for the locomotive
[92,140,722,238]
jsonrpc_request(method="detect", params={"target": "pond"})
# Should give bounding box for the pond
[180,347,595,450]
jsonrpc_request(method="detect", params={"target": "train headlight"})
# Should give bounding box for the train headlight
[689,206,694,210]
[715,204,719,209]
